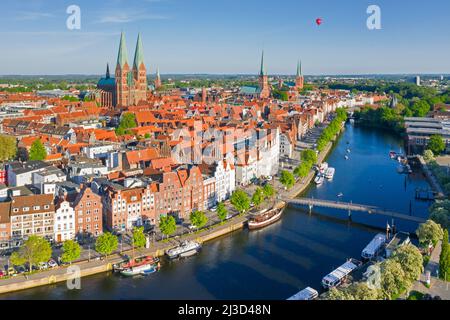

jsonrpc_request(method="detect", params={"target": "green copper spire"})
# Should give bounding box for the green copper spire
[296,60,302,77]
[260,51,266,76]
[117,32,129,68]
[133,33,145,69]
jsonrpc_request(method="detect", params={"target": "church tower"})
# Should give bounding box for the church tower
[115,32,131,107]
[295,60,304,90]
[258,51,270,99]
[154,67,162,90]
[132,33,148,105]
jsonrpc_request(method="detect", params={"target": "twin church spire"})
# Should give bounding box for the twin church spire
[116,31,145,70]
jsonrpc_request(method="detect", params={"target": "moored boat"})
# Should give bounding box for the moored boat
[389,151,397,159]
[287,287,319,300]
[325,167,335,180]
[321,258,362,289]
[120,260,160,277]
[248,207,283,230]
[361,233,387,260]
[166,241,202,259]
[114,255,159,272]
[314,174,324,185]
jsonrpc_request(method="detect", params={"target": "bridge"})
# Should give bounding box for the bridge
[284,198,426,223]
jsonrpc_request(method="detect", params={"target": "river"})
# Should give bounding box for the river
[1,123,432,300]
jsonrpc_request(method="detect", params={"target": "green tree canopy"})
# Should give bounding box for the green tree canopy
[190,210,208,229]
[116,113,137,136]
[29,139,47,161]
[301,149,318,165]
[416,220,444,248]
[380,259,409,300]
[391,244,424,283]
[427,135,446,156]
[217,202,228,222]
[423,149,435,162]
[230,189,250,214]
[10,235,52,272]
[61,240,81,264]
[262,184,275,199]
[439,230,450,281]
[429,200,450,230]
[251,187,265,208]
[0,135,17,161]
[132,227,147,249]
[280,170,295,189]
[95,232,118,258]
[159,215,177,238]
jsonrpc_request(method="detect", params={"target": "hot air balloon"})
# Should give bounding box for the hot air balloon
[316,18,323,26]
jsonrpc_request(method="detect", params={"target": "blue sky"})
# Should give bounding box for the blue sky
[1,0,449,75]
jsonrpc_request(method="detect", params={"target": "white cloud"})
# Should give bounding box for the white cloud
[15,11,54,21]
[97,11,169,23]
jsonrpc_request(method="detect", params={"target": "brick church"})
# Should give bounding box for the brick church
[96,32,148,108]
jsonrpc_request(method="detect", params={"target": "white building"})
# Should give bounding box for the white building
[32,167,67,195]
[54,200,75,242]
[256,127,280,178]
[214,160,235,203]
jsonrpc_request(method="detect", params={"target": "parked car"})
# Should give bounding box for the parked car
[0,270,5,278]
[210,206,217,212]
[15,266,26,274]
[188,224,197,230]
[48,259,58,268]
[38,262,49,270]
[225,214,233,220]
[266,176,273,181]
[7,267,16,276]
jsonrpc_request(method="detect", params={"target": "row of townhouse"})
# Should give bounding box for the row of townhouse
[0,185,103,249]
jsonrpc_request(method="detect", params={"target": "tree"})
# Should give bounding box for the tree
[0,135,17,161]
[217,202,228,222]
[116,113,137,136]
[429,200,450,230]
[347,282,380,300]
[251,188,265,208]
[95,232,118,258]
[262,184,275,199]
[427,135,446,156]
[423,149,435,162]
[323,287,355,300]
[301,149,318,164]
[132,227,146,249]
[11,235,52,272]
[230,189,250,214]
[439,230,450,281]
[280,170,295,189]
[61,240,81,264]
[29,139,47,161]
[416,220,444,248]
[294,162,311,178]
[380,259,409,299]
[159,215,177,239]
[190,210,208,230]
[391,244,424,283]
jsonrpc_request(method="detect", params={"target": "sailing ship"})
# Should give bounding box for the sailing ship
[248,207,284,230]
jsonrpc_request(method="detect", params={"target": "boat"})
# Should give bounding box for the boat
[346,148,351,153]
[321,258,362,289]
[314,174,325,185]
[361,233,387,260]
[389,151,397,159]
[325,167,335,180]
[113,255,159,272]
[166,241,202,259]
[337,192,344,198]
[287,287,319,300]
[319,162,328,173]
[120,261,160,277]
[248,207,284,230]
[344,155,349,160]
[180,249,200,258]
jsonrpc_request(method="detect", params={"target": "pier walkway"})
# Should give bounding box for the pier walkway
[285,198,426,223]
